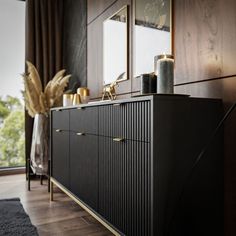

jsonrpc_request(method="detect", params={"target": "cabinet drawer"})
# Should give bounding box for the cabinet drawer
[99,101,151,142]
[70,107,98,134]
[52,109,69,130]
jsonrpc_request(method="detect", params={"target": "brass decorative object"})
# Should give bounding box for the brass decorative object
[63,94,74,106]
[77,87,90,103]
[72,94,81,105]
[113,137,125,142]
[102,80,118,100]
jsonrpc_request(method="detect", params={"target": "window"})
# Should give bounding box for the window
[0,0,25,168]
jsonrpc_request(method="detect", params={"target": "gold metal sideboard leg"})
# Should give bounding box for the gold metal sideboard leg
[50,180,53,201]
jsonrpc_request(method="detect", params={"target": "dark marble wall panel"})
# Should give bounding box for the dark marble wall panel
[87,0,117,24]
[63,0,87,90]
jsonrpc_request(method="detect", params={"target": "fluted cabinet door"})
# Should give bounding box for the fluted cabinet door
[70,132,98,211]
[99,136,151,236]
[52,130,70,189]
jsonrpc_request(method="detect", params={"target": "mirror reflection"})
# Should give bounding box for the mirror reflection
[134,0,172,77]
[103,6,128,85]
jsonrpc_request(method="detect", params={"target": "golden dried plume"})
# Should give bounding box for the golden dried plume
[22,61,71,117]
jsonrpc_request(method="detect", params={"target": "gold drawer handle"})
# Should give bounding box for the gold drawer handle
[113,137,125,142]
[56,129,62,132]
[76,132,85,136]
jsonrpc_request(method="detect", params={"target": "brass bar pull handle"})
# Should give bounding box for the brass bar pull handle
[113,137,125,142]
[56,129,62,132]
[113,103,121,106]
[76,132,85,136]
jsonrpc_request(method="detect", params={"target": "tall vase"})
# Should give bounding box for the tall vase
[30,114,49,175]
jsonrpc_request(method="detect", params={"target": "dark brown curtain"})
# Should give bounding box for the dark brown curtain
[25,0,64,172]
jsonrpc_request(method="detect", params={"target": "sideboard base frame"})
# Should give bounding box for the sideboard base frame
[50,177,120,236]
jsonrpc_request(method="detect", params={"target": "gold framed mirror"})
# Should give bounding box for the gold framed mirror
[133,0,172,78]
[103,5,129,85]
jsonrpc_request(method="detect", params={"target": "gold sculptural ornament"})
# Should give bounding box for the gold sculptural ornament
[102,80,119,100]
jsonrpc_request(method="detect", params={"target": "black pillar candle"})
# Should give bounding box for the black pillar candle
[150,73,157,93]
[140,73,157,94]
[140,74,150,94]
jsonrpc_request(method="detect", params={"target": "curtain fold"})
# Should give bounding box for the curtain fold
[25,0,64,173]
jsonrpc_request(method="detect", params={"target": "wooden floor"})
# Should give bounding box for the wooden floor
[0,174,113,236]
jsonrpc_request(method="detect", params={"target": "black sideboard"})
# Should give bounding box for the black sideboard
[50,95,223,236]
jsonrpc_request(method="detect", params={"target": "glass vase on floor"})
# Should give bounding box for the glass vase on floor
[30,113,49,175]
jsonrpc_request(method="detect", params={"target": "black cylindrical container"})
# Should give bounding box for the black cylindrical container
[140,73,157,94]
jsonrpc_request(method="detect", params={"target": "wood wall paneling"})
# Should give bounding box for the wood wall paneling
[221,0,236,77]
[87,0,132,99]
[63,0,87,89]
[174,0,236,85]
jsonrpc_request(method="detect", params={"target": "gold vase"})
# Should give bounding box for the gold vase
[77,87,90,103]
[63,94,74,106]
[72,94,81,105]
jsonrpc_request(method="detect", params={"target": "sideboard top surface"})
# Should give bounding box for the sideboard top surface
[51,94,222,111]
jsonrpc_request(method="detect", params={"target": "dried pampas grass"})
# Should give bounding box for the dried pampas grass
[22,61,71,117]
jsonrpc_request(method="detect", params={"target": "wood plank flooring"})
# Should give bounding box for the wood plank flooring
[0,174,113,236]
